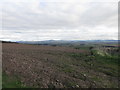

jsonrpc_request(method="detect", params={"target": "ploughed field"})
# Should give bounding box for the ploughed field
[2,43,120,88]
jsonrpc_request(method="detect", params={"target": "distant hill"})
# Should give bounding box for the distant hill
[16,40,119,45]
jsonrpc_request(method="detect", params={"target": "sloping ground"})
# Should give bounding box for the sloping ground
[2,43,119,88]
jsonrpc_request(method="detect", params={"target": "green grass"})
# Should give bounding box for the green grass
[64,81,78,88]
[67,49,119,77]
[91,50,120,77]
[74,46,90,50]
[0,73,1,89]
[2,72,25,88]
[57,63,74,73]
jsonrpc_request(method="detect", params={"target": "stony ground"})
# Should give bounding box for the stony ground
[2,43,120,88]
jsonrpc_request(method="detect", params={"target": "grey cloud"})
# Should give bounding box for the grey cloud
[1,1,118,41]
[2,2,117,30]
[79,3,117,27]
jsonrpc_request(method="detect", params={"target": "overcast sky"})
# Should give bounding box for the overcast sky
[0,0,119,41]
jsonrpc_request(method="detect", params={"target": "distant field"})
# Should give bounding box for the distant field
[2,43,120,88]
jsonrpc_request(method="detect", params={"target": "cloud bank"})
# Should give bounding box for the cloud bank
[0,0,118,41]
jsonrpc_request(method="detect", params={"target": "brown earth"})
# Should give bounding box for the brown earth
[2,43,119,88]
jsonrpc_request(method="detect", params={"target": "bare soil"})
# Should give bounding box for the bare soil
[2,43,119,88]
